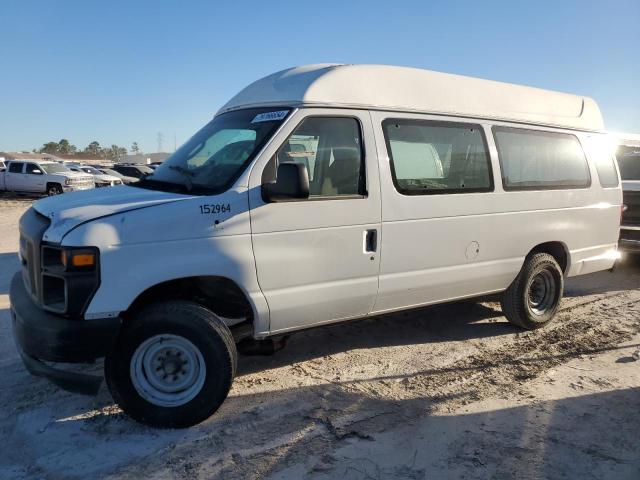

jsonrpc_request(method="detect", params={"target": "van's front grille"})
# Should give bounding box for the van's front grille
[18,208,51,307]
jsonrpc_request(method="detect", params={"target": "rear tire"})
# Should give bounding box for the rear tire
[501,253,564,330]
[105,301,237,428]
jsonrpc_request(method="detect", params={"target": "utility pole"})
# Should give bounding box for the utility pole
[157,132,165,153]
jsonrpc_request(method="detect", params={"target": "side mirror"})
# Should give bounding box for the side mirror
[262,162,309,202]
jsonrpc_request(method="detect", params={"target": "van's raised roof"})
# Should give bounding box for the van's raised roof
[220,64,604,132]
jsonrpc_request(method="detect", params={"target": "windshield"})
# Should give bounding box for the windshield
[41,163,71,174]
[81,166,100,174]
[617,146,640,180]
[140,107,290,194]
[136,165,154,174]
[101,168,122,177]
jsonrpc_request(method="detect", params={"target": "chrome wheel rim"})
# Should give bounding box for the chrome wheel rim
[130,334,206,407]
[528,270,556,315]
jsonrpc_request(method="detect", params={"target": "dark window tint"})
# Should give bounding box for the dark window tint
[8,162,24,173]
[494,127,590,190]
[25,163,42,174]
[585,136,619,188]
[383,119,492,195]
[271,117,364,197]
[617,146,640,181]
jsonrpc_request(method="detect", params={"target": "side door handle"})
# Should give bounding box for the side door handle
[364,229,378,253]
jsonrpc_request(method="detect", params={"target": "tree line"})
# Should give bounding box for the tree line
[36,139,141,162]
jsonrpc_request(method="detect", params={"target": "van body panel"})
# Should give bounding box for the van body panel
[68,188,269,332]
[220,64,604,132]
[369,110,621,313]
[247,108,382,332]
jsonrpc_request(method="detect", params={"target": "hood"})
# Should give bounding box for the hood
[33,185,193,243]
[61,171,94,182]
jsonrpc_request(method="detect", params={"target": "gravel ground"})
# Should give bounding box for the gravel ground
[0,194,638,479]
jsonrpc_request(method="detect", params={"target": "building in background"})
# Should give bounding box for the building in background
[123,152,170,165]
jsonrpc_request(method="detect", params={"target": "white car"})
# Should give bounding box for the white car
[97,167,139,185]
[1,160,94,195]
[10,64,622,427]
[69,165,123,188]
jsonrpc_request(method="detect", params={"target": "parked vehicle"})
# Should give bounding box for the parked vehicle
[97,168,139,185]
[111,163,154,179]
[0,159,6,172]
[1,160,94,195]
[615,135,640,253]
[11,64,622,427]
[69,165,123,188]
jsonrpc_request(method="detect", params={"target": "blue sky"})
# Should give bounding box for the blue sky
[0,0,638,153]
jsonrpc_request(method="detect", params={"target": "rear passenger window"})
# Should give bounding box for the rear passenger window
[382,119,492,195]
[585,135,619,188]
[493,127,591,190]
[273,117,364,197]
[8,162,24,173]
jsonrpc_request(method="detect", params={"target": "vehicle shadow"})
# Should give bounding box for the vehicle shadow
[564,253,640,297]
[238,300,514,376]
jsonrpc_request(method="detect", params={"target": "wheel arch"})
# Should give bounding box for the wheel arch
[525,241,570,274]
[123,275,256,339]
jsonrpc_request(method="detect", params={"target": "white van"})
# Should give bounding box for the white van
[11,64,622,427]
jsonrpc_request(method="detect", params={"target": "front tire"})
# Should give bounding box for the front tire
[105,301,237,428]
[501,253,564,330]
[46,183,63,196]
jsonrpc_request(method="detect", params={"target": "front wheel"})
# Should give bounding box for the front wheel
[501,253,564,330]
[46,183,63,196]
[105,301,237,428]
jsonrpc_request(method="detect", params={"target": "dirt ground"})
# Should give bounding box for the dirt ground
[0,195,638,480]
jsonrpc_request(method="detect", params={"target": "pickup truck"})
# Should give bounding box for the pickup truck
[0,160,94,195]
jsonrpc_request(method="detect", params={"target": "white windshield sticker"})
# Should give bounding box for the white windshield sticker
[251,110,289,123]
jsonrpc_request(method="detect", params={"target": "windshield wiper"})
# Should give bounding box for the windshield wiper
[168,165,194,191]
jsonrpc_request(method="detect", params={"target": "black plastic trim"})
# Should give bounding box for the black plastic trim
[10,272,120,363]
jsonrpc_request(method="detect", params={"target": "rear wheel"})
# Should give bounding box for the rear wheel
[105,301,237,428]
[501,253,564,330]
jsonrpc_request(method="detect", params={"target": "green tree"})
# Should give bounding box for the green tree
[104,144,128,162]
[39,142,59,154]
[131,142,140,154]
[57,139,77,155]
[83,141,103,157]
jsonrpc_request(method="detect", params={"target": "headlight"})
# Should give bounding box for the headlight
[65,178,73,185]
[41,245,100,316]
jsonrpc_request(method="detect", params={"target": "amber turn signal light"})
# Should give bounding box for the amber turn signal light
[71,253,95,267]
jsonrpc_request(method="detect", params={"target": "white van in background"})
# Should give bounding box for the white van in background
[11,64,622,427]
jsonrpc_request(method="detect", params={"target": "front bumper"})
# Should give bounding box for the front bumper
[10,272,121,394]
[63,184,94,192]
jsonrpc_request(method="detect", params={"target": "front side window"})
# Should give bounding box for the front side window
[383,119,492,195]
[269,117,365,197]
[617,145,640,181]
[25,163,42,174]
[494,127,591,190]
[146,108,291,194]
[8,162,24,173]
